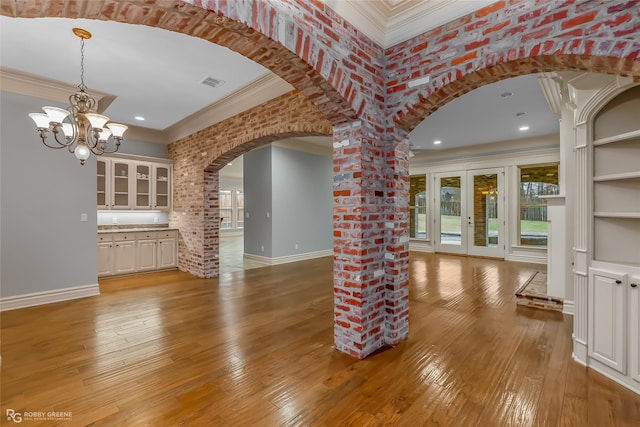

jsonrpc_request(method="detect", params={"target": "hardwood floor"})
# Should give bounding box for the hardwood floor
[2,253,639,426]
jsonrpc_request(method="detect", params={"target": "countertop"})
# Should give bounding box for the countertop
[98,227,178,234]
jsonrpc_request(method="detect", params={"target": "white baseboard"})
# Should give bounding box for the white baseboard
[409,241,434,253]
[505,254,547,265]
[562,300,575,316]
[0,284,100,311]
[244,249,332,265]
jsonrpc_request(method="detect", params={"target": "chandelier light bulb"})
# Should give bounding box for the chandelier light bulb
[74,143,91,163]
[27,27,126,165]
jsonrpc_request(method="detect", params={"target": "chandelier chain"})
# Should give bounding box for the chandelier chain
[79,37,86,91]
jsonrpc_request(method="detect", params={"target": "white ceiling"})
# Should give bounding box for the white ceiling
[0,3,558,170]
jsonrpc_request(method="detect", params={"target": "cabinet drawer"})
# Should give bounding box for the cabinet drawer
[157,230,178,239]
[97,234,113,243]
[135,231,158,240]
[113,233,136,242]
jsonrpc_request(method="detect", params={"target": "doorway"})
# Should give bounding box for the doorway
[435,168,505,258]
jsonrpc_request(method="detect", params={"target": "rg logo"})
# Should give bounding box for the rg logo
[6,409,22,423]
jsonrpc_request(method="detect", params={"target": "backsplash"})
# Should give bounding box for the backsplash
[97,211,169,227]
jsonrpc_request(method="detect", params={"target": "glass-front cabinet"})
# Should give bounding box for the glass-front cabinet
[111,160,132,209]
[98,155,172,211]
[135,164,152,209]
[153,165,171,210]
[97,158,110,209]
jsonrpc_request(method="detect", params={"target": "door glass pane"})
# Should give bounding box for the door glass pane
[440,176,461,245]
[472,173,498,248]
[519,164,559,246]
[410,175,427,239]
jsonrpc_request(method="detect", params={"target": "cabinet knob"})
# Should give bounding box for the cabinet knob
[632,283,638,288]
[615,280,622,284]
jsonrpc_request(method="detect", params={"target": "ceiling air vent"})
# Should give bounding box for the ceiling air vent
[200,76,225,89]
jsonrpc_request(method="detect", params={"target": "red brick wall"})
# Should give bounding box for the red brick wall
[168,90,332,278]
[385,0,640,131]
[6,0,638,360]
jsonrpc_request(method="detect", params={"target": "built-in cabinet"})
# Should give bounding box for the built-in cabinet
[98,230,178,277]
[572,80,640,395]
[97,155,172,211]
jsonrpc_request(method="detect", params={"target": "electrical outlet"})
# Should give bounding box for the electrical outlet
[80,213,87,222]
[295,243,299,250]
[261,245,264,252]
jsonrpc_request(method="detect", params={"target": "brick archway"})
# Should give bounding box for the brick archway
[394,55,640,132]
[168,90,332,278]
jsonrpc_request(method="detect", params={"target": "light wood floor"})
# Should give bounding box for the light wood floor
[2,253,639,426]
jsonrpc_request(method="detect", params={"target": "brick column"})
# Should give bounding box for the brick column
[333,121,409,358]
[384,137,410,345]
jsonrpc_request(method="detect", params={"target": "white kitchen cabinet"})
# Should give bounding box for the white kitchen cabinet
[631,276,640,384]
[137,238,157,272]
[97,234,114,277]
[113,233,136,275]
[98,230,178,277]
[157,237,177,269]
[588,268,627,374]
[111,160,133,209]
[97,158,111,210]
[153,164,171,210]
[98,155,172,211]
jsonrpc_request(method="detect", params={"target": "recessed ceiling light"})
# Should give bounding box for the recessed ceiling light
[519,126,529,131]
[516,112,526,117]
[227,163,232,166]
[500,91,514,98]
[134,116,145,121]
[433,140,442,145]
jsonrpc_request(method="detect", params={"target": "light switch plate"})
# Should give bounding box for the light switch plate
[80,213,87,222]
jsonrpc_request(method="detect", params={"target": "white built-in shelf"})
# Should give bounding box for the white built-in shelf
[98,191,105,194]
[114,192,128,195]
[594,212,640,219]
[593,172,640,181]
[97,174,105,178]
[593,129,640,146]
[138,193,149,196]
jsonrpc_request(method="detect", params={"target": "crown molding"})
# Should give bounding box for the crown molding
[323,0,494,48]
[0,67,114,113]
[162,72,293,143]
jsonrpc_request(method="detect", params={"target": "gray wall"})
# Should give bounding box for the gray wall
[243,147,273,257]
[1,91,98,297]
[271,146,333,257]
[118,138,168,158]
[0,91,170,299]
[243,145,333,259]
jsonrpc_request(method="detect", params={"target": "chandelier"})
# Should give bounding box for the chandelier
[28,28,127,165]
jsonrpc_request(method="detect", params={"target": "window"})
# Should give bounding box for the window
[220,190,233,229]
[219,189,244,230]
[519,164,559,246]
[236,191,244,229]
[410,175,427,239]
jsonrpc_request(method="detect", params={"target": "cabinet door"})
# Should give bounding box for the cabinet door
[114,240,136,275]
[136,239,157,272]
[153,165,171,211]
[111,161,133,209]
[631,275,640,383]
[97,158,111,210]
[157,238,177,269]
[97,241,113,277]
[134,163,152,209]
[589,268,627,374]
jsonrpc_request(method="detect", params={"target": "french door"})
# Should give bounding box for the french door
[434,168,505,258]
